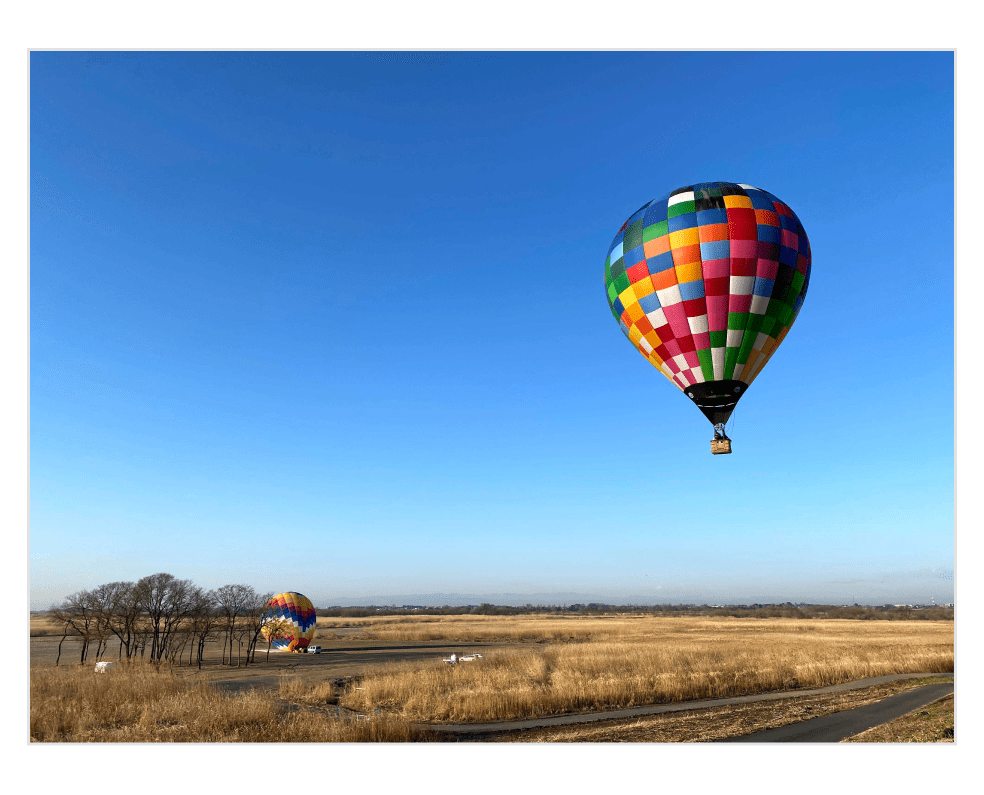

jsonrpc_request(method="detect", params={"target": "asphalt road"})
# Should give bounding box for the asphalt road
[423,673,953,736]
[717,682,954,742]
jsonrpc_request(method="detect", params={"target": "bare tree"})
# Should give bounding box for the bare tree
[215,584,251,666]
[134,573,196,662]
[50,591,99,664]
[241,589,274,665]
[262,616,292,663]
[90,581,141,660]
[186,588,221,669]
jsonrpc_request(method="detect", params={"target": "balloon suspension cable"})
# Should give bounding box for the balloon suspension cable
[713,422,730,441]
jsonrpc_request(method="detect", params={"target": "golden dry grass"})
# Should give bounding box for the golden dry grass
[316,612,639,642]
[492,677,954,742]
[842,692,954,743]
[333,616,953,723]
[30,662,439,742]
[30,614,71,637]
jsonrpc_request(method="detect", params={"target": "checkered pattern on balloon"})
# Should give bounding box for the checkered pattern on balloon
[261,592,317,652]
[604,182,811,446]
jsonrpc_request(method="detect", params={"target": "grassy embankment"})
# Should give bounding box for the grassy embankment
[300,615,953,724]
[30,662,439,742]
[842,690,954,743]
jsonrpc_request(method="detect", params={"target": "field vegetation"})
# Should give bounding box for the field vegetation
[492,675,955,742]
[842,691,954,743]
[319,615,952,723]
[30,662,438,742]
[32,608,953,741]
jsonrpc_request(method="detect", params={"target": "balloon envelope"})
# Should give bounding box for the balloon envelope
[262,592,317,651]
[604,182,811,425]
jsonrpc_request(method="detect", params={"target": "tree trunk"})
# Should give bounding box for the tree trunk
[56,632,66,666]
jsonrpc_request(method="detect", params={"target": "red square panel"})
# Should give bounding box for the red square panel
[683,297,707,317]
[727,207,757,240]
[626,261,651,284]
[730,258,757,277]
[704,276,729,296]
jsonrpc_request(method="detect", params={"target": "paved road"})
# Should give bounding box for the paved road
[717,682,953,742]
[423,673,953,736]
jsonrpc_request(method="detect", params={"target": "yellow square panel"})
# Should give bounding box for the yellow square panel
[628,325,643,344]
[632,277,655,299]
[625,301,646,323]
[675,261,703,284]
[723,194,753,209]
[618,285,639,308]
[668,227,700,248]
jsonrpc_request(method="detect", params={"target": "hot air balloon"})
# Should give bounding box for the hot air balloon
[603,182,811,454]
[261,592,317,652]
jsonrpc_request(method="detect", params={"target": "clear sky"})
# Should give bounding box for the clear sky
[29,51,954,608]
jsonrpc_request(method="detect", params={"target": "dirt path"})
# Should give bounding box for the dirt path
[424,672,954,736]
[717,682,954,742]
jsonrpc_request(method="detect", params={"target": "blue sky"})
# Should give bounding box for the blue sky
[29,51,954,608]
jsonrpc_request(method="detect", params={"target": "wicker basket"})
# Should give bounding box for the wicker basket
[710,438,732,455]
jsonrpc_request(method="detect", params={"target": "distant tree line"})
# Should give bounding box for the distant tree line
[49,573,274,668]
[316,602,954,621]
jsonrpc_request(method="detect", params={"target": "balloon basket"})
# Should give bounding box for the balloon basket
[710,438,732,455]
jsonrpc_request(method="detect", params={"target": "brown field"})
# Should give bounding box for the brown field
[30,612,953,742]
[487,675,956,742]
[330,615,953,723]
[30,662,443,742]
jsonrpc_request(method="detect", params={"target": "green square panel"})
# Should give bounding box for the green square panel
[697,349,714,380]
[727,312,748,330]
[668,201,696,219]
[643,219,669,241]
[623,220,644,253]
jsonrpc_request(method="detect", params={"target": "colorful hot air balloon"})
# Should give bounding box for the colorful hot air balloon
[603,182,811,454]
[261,592,317,652]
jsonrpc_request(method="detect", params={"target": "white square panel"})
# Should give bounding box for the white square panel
[688,314,709,335]
[730,276,755,295]
[646,307,667,328]
[655,285,683,307]
[750,294,770,315]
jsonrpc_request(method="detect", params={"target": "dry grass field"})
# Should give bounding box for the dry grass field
[323,615,952,723]
[30,612,953,741]
[488,675,955,742]
[30,662,441,742]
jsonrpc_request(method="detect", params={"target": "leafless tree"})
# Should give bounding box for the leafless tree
[90,581,141,660]
[262,616,292,663]
[241,589,274,665]
[186,588,221,669]
[134,573,196,662]
[215,584,252,666]
[50,591,99,664]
